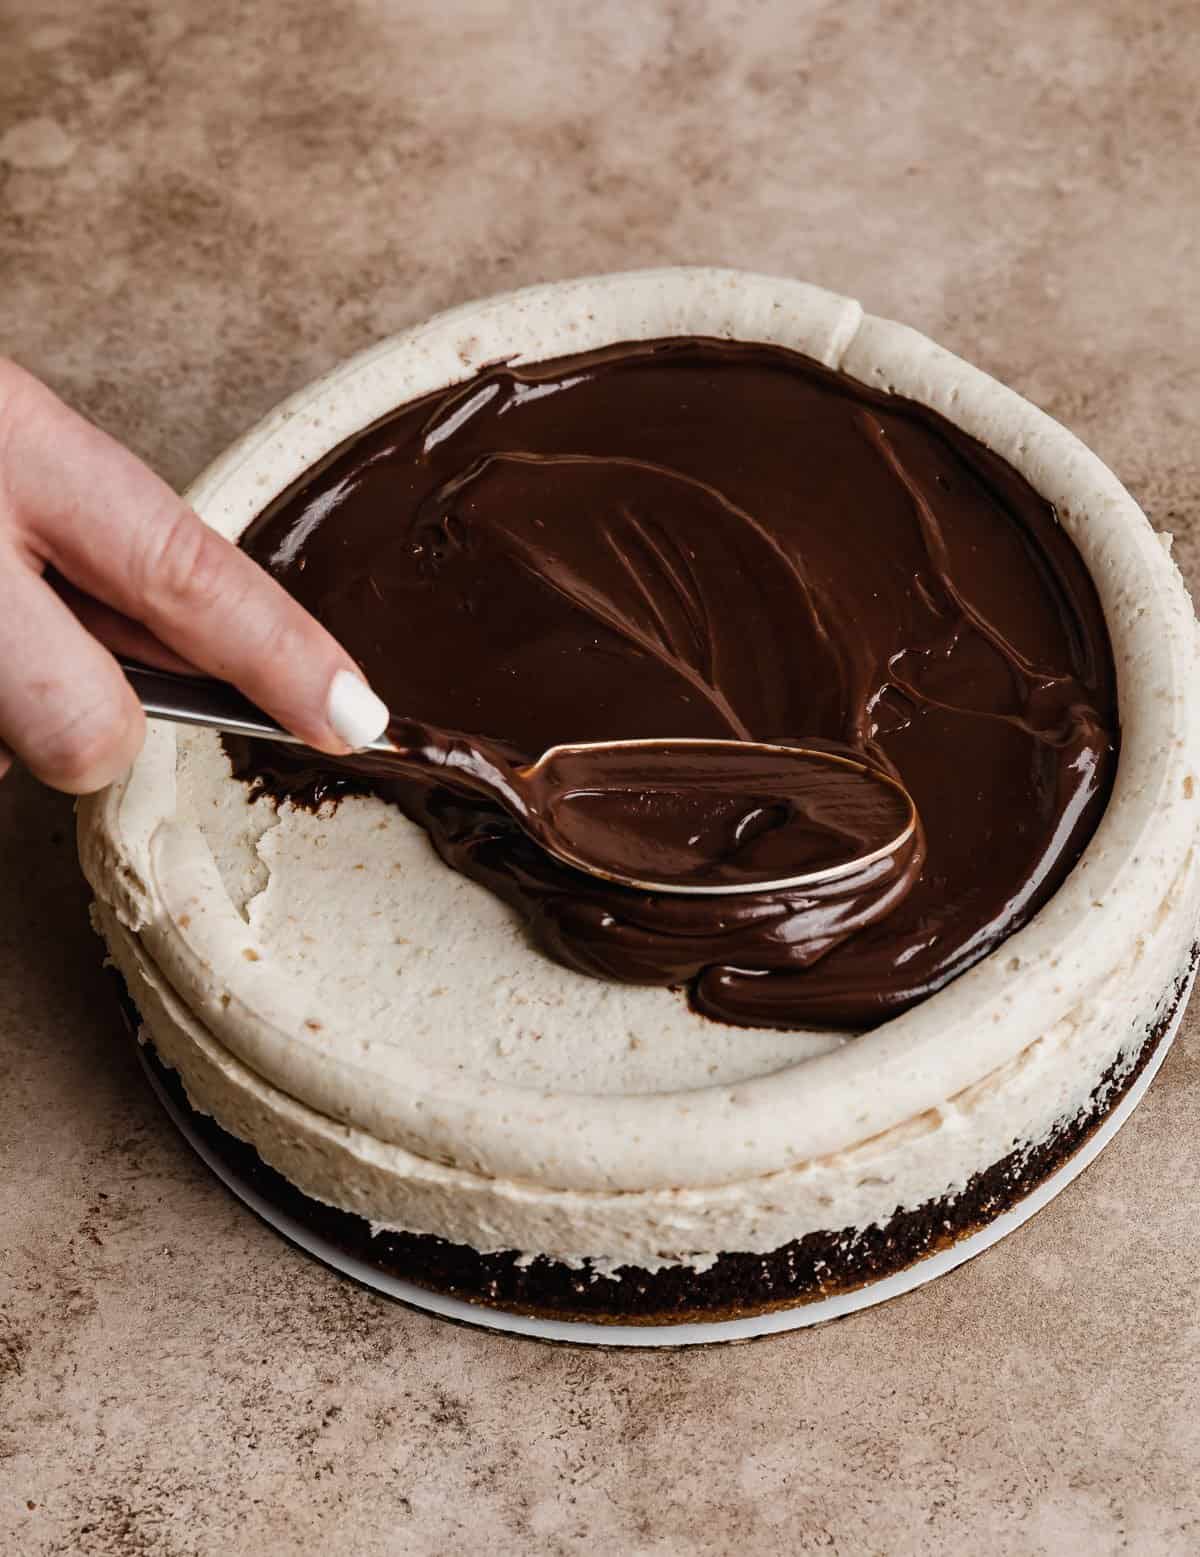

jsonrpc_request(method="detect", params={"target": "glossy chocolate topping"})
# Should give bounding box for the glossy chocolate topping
[228,338,1118,1029]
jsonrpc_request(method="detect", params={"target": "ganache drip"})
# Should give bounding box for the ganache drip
[226,338,1118,1030]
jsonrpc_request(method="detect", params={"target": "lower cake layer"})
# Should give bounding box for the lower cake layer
[116,949,1196,1326]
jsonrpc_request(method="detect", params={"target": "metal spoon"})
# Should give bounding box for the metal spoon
[123,662,918,897]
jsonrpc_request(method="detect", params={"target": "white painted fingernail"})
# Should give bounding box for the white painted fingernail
[327,670,389,749]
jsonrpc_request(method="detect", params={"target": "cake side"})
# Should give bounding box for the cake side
[118,953,1196,1324]
[92,868,1198,1272]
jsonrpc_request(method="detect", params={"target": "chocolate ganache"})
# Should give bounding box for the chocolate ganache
[228,338,1117,1030]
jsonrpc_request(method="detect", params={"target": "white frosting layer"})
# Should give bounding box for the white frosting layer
[78,269,1200,1261]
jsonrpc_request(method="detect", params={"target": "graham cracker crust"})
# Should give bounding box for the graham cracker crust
[119,947,1196,1326]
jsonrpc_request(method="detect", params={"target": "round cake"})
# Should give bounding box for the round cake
[78,269,1200,1324]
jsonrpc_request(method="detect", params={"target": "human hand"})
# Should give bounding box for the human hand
[0,358,389,793]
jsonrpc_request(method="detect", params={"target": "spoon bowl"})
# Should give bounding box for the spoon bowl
[517,737,918,896]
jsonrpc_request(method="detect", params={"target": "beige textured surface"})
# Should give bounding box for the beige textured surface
[2,2,1199,1552]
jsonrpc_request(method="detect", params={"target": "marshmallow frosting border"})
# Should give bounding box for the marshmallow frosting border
[80,269,1200,1225]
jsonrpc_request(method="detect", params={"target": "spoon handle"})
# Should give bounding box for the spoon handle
[120,661,524,814]
[119,661,398,753]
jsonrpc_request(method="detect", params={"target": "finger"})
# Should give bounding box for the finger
[0,546,145,793]
[0,742,11,784]
[1,363,388,753]
[48,572,197,676]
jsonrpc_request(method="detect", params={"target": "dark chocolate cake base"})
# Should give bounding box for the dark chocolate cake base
[119,950,1196,1326]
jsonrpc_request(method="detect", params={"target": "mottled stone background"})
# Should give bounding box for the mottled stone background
[2,2,1199,1552]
